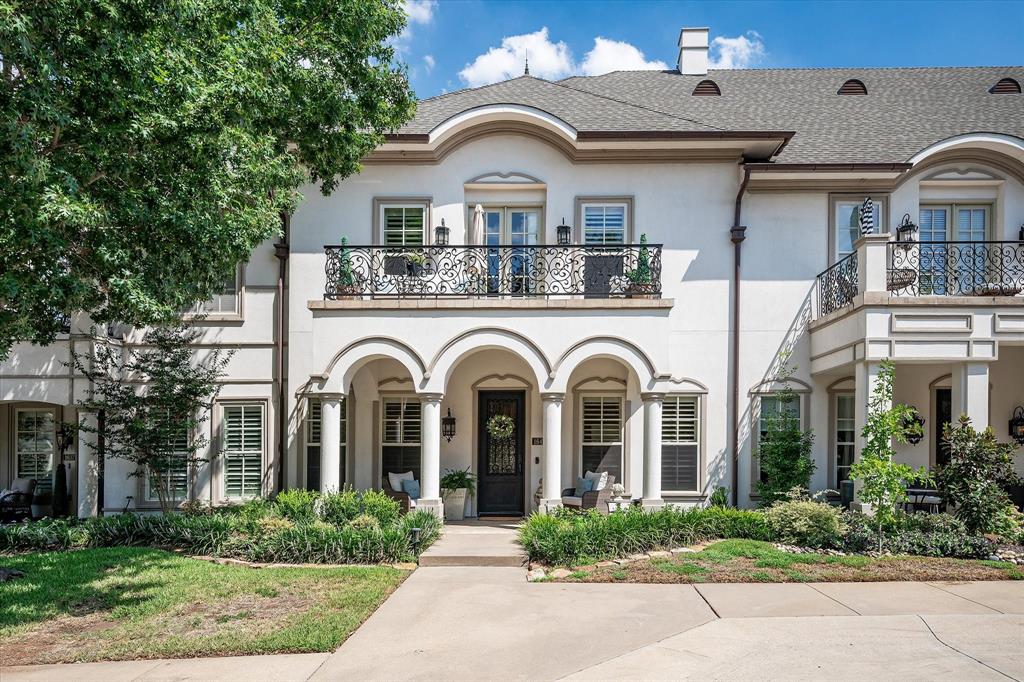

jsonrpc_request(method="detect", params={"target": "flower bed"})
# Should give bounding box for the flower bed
[0,489,441,564]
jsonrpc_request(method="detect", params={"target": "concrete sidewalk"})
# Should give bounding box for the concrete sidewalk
[3,576,1023,681]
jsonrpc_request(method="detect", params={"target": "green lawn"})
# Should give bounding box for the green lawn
[551,539,1024,584]
[0,547,406,665]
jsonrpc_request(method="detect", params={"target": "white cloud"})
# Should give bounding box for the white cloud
[404,0,436,24]
[580,37,668,76]
[459,29,665,87]
[459,28,573,86]
[708,31,765,69]
[423,54,435,73]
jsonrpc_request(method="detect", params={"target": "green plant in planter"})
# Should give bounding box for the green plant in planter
[336,236,358,291]
[441,467,478,496]
[405,251,427,266]
[625,233,653,289]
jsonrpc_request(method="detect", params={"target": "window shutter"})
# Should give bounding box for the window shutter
[581,396,623,482]
[383,207,425,246]
[583,205,626,245]
[382,398,422,483]
[661,396,699,492]
[223,404,263,498]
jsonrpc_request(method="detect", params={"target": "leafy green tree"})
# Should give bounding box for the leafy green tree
[72,325,232,512]
[756,366,815,506]
[937,416,1020,534]
[1,0,415,356]
[849,359,928,548]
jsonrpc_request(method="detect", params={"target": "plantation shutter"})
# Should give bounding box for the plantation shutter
[382,207,425,246]
[16,409,56,494]
[147,412,189,502]
[382,398,421,483]
[661,396,699,492]
[580,396,622,482]
[583,204,626,245]
[223,404,264,498]
[305,398,347,491]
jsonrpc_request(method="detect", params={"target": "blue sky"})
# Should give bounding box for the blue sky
[397,0,1024,97]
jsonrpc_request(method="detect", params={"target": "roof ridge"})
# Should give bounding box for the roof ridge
[416,74,539,105]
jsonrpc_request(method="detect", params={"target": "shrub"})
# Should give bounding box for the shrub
[274,489,320,524]
[360,489,400,527]
[763,499,846,548]
[756,379,816,506]
[936,416,1021,535]
[709,486,730,508]
[256,517,295,535]
[840,510,993,559]
[319,489,362,526]
[349,513,381,531]
[991,505,1024,544]
[235,497,274,523]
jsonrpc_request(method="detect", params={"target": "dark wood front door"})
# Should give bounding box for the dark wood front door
[477,391,525,516]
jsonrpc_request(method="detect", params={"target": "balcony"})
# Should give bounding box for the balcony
[815,238,1024,319]
[323,243,662,300]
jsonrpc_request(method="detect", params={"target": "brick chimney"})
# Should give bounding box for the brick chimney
[678,27,709,76]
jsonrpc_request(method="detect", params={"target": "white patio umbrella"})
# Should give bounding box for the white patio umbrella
[471,204,485,245]
[859,196,875,236]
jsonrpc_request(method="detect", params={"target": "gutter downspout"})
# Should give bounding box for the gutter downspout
[273,213,290,494]
[729,165,751,507]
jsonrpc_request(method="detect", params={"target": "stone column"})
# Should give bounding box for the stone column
[419,394,444,518]
[319,396,342,493]
[642,393,665,510]
[541,393,564,513]
[951,362,990,429]
[77,411,99,518]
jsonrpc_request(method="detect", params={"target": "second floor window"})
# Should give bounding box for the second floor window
[583,203,627,245]
[834,198,884,261]
[382,206,425,246]
[189,269,239,316]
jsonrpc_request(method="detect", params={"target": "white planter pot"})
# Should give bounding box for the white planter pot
[443,488,468,521]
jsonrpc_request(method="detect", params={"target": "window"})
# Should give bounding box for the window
[16,409,55,494]
[189,268,240,316]
[222,403,264,499]
[580,396,623,482]
[834,394,855,486]
[756,394,801,483]
[833,197,884,261]
[146,412,189,503]
[662,396,700,492]
[582,203,628,245]
[381,398,421,482]
[382,206,426,246]
[919,204,991,294]
[305,397,347,491]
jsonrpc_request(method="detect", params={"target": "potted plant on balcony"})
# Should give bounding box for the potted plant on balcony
[441,467,477,521]
[333,237,362,298]
[624,233,657,298]
[404,249,428,277]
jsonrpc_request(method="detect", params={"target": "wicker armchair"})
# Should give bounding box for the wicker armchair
[561,475,615,514]
[383,475,412,514]
[1,478,37,522]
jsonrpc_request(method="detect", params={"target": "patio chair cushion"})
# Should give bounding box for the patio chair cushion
[388,471,414,493]
[401,478,421,501]
[584,470,608,491]
[574,476,593,497]
[561,496,583,507]
[10,478,35,495]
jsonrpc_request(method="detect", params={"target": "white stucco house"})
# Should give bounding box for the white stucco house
[3,28,1023,519]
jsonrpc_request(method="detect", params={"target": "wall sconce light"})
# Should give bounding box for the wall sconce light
[434,219,450,246]
[56,422,76,461]
[442,408,456,442]
[896,213,918,243]
[903,408,925,445]
[556,219,572,246]
[1010,406,1024,445]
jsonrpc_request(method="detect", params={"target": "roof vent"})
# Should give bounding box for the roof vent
[990,77,1021,94]
[692,79,721,96]
[838,79,867,95]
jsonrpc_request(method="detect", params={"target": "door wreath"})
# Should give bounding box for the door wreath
[486,414,515,440]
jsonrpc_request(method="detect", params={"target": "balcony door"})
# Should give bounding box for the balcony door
[481,207,541,295]
[919,204,990,295]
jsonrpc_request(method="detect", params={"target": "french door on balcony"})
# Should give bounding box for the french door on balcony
[918,204,990,295]
[482,207,541,295]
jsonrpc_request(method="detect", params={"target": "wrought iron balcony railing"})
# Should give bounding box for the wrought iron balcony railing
[815,252,858,317]
[888,241,1024,297]
[324,243,662,299]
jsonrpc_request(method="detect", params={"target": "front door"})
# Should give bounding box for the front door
[477,391,525,516]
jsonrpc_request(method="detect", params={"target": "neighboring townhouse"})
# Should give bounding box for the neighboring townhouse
[2,28,1022,518]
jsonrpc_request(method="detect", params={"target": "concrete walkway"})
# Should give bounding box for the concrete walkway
[418,519,526,567]
[4,523,1023,682]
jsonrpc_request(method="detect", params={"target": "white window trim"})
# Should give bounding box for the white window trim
[829,194,889,264]
[14,407,56,491]
[919,202,993,241]
[661,394,703,495]
[183,263,244,321]
[574,196,635,244]
[372,197,432,246]
[577,393,625,480]
[832,392,856,490]
[218,401,267,501]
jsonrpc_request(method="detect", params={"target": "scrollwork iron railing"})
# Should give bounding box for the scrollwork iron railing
[887,241,1024,297]
[324,243,662,299]
[816,252,859,317]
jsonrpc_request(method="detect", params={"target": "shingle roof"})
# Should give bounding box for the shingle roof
[398,67,1024,164]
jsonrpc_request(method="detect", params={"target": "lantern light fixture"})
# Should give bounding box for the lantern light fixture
[556,218,572,246]
[434,219,450,246]
[896,213,918,243]
[1010,406,1024,445]
[442,408,457,442]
